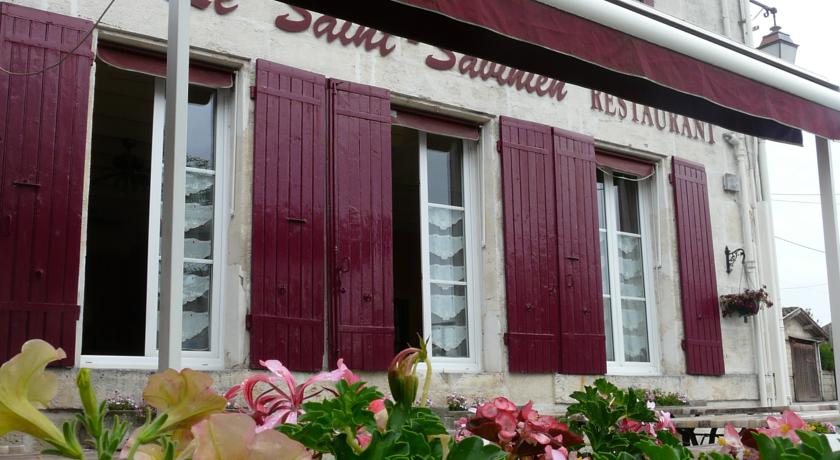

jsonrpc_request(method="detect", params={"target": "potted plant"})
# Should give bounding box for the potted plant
[720,286,774,322]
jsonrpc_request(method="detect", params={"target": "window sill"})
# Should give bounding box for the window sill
[606,363,661,376]
[79,355,224,371]
[418,360,481,374]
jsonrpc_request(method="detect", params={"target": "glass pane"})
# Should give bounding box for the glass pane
[604,296,614,361]
[182,262,211,351]
[622,299,650,362]
[618,235,645,298]
[600,230,609,295]
[185,171,214,259]
[597,170,606,229]
[186,87,216,169]
[429,207,466,282]
[427,135,463,206]
[431,283,468,357]
[613,175,640,234]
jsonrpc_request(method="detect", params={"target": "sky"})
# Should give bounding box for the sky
[755,0,840,325]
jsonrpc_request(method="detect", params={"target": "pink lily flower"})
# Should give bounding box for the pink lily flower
[654,410,677,435]
[225,359,357,432]
[757,410,807,443]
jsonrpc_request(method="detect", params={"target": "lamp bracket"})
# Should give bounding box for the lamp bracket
[725,246,746,274]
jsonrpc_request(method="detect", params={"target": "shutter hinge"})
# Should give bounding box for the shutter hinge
[503,333,509,346]
[250,86,257,100]
[496,140,502,153]
[681,339,686,350]
[245,313,252,331]
[668,173,675,184]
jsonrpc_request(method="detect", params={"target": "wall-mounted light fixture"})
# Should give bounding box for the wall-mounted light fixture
[750,0,799,64]
[725,246,746,274]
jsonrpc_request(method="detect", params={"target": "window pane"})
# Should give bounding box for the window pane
[431,283,468,357]
[155,262,212,352]
[185,171,214,259]
[429,207,466,282]
[613,175,640,234]
[604,296,614,361]
[427,135,463,206]
[600,230,610,295]
[187,87,216,169]
[618,235,645,298]
[183,262,211,351]
[597,170,606,229]
[622,299,650,362]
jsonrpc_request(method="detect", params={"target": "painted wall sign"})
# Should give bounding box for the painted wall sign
[191,0,238,15]
[424,48,567,101]
[590,91,716,145]
[275,7,397,57]
[193,3,567,102]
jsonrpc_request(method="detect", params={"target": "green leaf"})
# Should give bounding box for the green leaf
[446,437,507,460]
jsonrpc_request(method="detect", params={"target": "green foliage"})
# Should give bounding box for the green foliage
[446,437,508,460]
[644,388,689,406]
[566,378,657,456]
[820,342,834,371]
[281,380,504,459]
[752,430,840,460]
[280,380,383,453]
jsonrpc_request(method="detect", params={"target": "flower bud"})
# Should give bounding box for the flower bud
[76,368,99,420]
[388,347,420,406]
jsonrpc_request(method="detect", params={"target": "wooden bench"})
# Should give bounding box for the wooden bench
[667,405,840,446]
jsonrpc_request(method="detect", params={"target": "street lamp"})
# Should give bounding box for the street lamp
[750,0,799,64]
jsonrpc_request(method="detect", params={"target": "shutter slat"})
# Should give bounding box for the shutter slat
[499,117,560,373]
[0,3,91,366]
[329,79,394,371]
[554,128,606,375]
[672,157,725,376]
[250,60,327,371]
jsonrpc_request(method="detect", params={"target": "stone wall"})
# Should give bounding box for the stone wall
[822,371,837,401]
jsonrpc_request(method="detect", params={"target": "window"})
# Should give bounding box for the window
[392,127,480,370]
[597,169,657,373]
[82,61,230,368]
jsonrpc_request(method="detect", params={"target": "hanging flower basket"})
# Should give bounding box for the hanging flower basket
[720,286,773,322]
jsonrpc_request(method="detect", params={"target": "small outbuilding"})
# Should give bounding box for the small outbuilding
[783,308,834,402]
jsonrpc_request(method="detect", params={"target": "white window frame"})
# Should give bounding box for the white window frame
[418,132,482,372]
[81,79,231,370]
[600,170,660,376]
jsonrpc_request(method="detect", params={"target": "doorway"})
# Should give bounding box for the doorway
[791,338,823,402]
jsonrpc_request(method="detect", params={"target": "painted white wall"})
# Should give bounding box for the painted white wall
[13,0,773,409]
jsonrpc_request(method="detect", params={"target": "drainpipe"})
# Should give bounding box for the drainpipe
[720,0,732,39]
[735,0,790,405]
[724,132,769,406]
[754,137,791,404]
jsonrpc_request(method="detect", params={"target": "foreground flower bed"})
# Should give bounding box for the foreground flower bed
[0,340,837,459]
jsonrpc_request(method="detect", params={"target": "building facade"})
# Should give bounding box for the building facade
[0,0,788,410]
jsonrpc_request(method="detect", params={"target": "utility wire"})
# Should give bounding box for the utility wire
[773,192,840,196]
[781,283,828,290]
[773,199,824,204]
[0,0,117,77]
[775,236,825,254]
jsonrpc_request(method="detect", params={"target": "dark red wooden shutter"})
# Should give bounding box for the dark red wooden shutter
[671,157,725,376]
[0,4,93,366]
[553,128,606,375]
[250,59,327,371]
[499,116,561,373]
[328,78,394,371]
